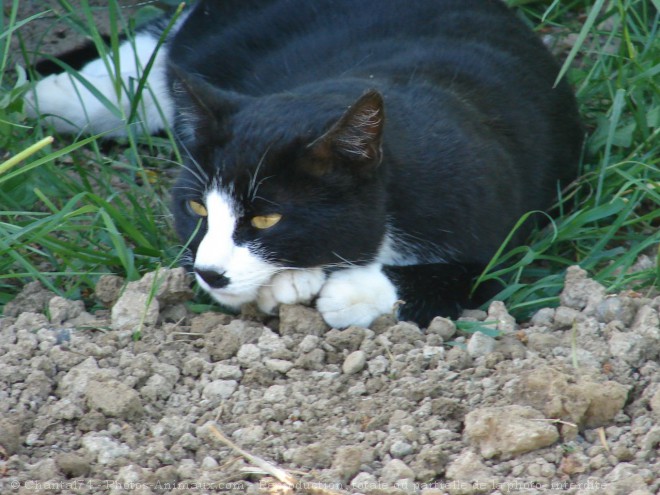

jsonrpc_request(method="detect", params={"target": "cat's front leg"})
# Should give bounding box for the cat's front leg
[316,263,398,328]
[256,268,326,315]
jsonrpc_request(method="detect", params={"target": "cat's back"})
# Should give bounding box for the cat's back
[171,0,559,94]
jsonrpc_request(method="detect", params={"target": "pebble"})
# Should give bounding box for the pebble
[264,358,294,374]
[390,440,415,458]
[342,350,367,375]
[85,379,143,419]
[332,445,363,483]
[465,405,559,458]
[380,459,415,484]
[263,384,288,402]
[466,331,496,357]
[299,334,321,353]
[211,363,243,380]
[81,434,130,464]
[237,343,261,366]
[202,380,238,401]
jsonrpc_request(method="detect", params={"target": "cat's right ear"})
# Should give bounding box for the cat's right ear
[168,63,247,146]
[308,89,385,176]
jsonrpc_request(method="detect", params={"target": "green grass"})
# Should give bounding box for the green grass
[1,0,658,317]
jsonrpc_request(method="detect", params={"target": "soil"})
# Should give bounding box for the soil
[1,265,659,495]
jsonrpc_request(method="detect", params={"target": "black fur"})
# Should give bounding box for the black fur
[170,0,583,324]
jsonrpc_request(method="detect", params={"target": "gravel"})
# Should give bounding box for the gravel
[1,265,659,494]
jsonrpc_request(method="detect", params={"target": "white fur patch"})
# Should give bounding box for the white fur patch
[256,268,326,314]
[316,263,398,328]
[194,190,279,308]
[26,33,173,137]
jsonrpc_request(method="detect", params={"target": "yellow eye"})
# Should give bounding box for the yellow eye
[188,200,208,217]
[251,213,282,229]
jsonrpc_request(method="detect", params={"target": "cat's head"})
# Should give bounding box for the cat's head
[170,73,389,309]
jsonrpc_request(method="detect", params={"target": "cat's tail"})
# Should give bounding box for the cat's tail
[25,16,185,138]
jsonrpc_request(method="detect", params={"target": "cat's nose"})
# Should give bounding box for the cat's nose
[194,268,230,289]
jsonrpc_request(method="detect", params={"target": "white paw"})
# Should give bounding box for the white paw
[316,264,398,328]
[256,268,326,314]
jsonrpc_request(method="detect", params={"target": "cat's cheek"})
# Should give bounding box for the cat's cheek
[316,264,398,328]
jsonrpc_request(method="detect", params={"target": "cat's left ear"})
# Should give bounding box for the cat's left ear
[309,90,384,173]
[168,62,247,146]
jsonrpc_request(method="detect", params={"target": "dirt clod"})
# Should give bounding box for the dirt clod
[1,266,659,493]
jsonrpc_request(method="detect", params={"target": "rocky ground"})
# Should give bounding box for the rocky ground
[1,266,659,495]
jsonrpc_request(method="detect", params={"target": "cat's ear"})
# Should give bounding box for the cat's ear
[169,63,247,145]
[309,90,384,174]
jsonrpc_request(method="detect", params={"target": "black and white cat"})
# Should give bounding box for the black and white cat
[28,0,583,328]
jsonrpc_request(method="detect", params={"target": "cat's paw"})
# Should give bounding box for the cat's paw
[25,72,106,134]
[256,268,326,314]
[316,264,398,328]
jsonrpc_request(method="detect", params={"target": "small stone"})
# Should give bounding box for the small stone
[381,459,415,484]
[211,363,243,380]
[299,335,320,353]
[0,419,21,455]
[553,306,582,328]
[201,456,219,469]
[237,343,262,366]
[582,380,629,428]
[263,384,288,402]
[465,405,559,458]
[140,373,174,401]
[111,289,159,330]
[205,327,241,361]
[342,350,367,375]
[560,265,606,313]
[445,450,494,484]
[326,326,366,351]
[595,296,637,325]
[609,330,646,363]
[48,296,85,325]
[422,346,445,360]
[202,380,238,401]
[190,312,233,333]
[390,440,414,458]
[367,355,389,375]
[3,281,56,316]
[140,267,194,305]
[13,312,49,332]
[291,442,333,468]
[487,300,516,332]
[264,358,294,374]
[351,472,377,491]
[279,304,328,336]
[530,307,555,326]
[232,425,264,446]
[295,348,326,370]
[332,445,363,483]
[466,331,496,358]
[56,452,91,478]
[86,380,143,419]
[461,309,488,320]
[81,434,130,464]
[95,274,125,307]
[445,347,472,370]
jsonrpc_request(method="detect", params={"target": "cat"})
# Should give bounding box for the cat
[28,0,583,328]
